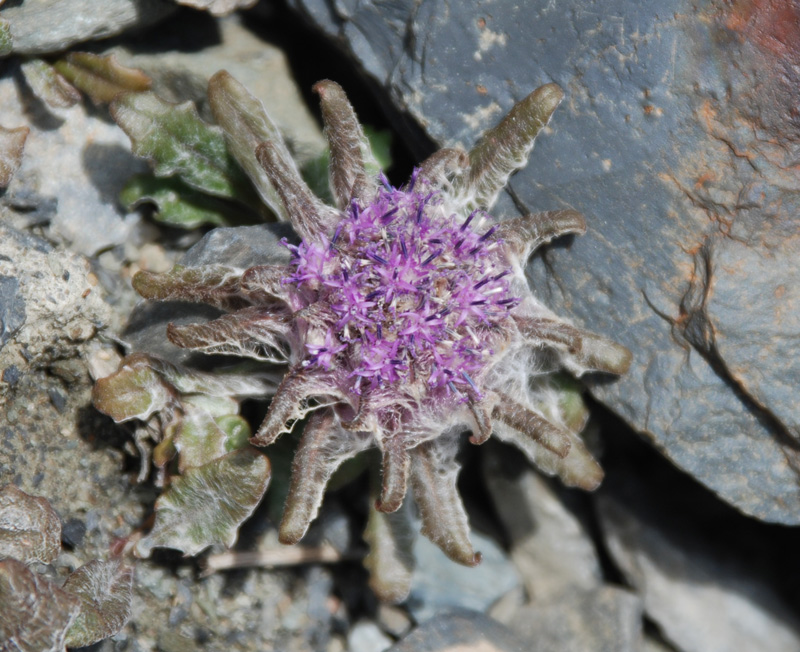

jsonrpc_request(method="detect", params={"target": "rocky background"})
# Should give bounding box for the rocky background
[2,1,800,651]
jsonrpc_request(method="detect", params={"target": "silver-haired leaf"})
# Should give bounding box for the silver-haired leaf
[493,391,572,458]
[92,354,177,423]
[493,421,603,491]
[410,435,480,567]
[0,485,61,564]
[63,559,133,648]
[167,307,291,364]
[0,558,81,652]
[255,141,339,240]
[279,411,371,544]
[314,79,379,208]
[495,210,586,261]
[133,263,247,311]
[175,409,251,472]
[462,83,564,209]
[208,70,291,220]
[135,448,270,557]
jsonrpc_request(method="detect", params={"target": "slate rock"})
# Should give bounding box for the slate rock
[508,586,643,652]
[596,470,800,652]
[389,609,528,652]
[287,0,800,524]
[406,528,521,624]
[1,0,175,55]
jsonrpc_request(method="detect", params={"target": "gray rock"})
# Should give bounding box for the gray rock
[348,620,393,652]
[0,276,26,350]
[1,0,174,55]
[597,491,800,652]
[389,609,528,652]
[0,224,111,375]
[483,442,602,601]
[508,586,643,652]
[287,0,800,524]
[407,528,521,623]
[1,69,143,257]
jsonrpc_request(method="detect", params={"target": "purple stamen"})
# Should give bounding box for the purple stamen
[479,226,497,242]
[421,249,442,266]
[461,211,477,231]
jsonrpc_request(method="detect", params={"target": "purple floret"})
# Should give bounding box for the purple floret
[284,172,516,396]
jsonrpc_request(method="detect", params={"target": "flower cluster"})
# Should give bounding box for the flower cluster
[119,75,631,601]
[284,171,516,398]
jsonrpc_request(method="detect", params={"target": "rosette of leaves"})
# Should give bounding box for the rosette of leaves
[94,69,630,602]
[0,485,133,651]
[93,353,275,557]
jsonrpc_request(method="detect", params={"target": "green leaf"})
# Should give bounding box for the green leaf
[0,485,62,564]
[0,20,12,58]
[111,91,256,205]
[63,559,133,648]
[364,126,393,172]
[135,449,271,557]
[174,409,251,472]
[0,558,81,652]
[120,174,233,229]
[20,59,81,109]
[53,52,151,105]
[300,149,334,205]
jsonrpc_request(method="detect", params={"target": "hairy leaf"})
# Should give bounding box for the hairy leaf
[0,485,61,564]
[492,421,603,490]
[121,174,234,229]
[410,435,481,567]
[0,558,81,652]
[279,412,371,544]
[314,80,379,207]
[92,355,177,423]
[111,91,255,204]
[167,307,291,363]
[175,409,251,472]
[208,70,290,220]
[135,449,270,557]
[462,83,564,209]
[0,124,29,189]
[54,52,151,105]
[133,262,246,310]
[63,559,133,648]
[20,59,81,109]
[492,391,572,458]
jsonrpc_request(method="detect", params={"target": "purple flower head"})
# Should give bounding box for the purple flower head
[284,173,516,399]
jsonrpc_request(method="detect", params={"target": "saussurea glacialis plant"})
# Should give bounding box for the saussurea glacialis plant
[94,71,631,602]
